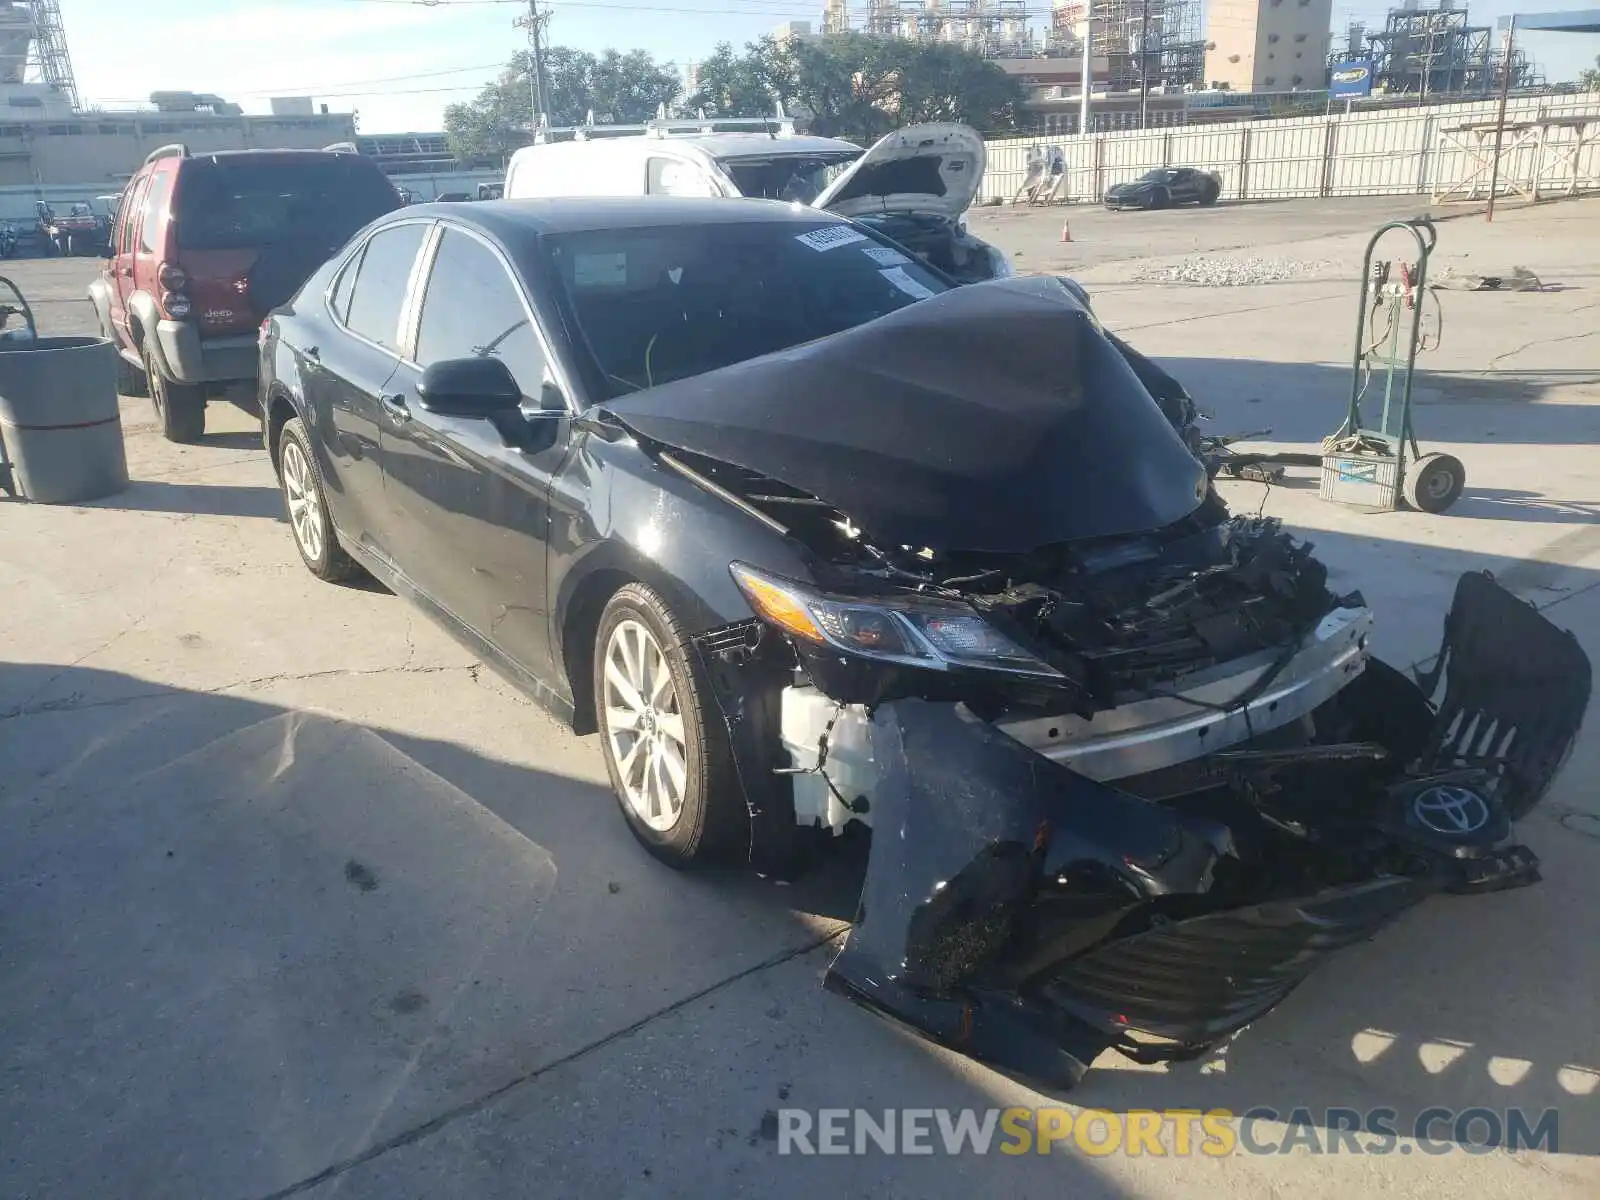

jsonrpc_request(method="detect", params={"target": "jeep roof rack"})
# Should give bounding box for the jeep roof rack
[532,102,797,145]
[143,142,190,165]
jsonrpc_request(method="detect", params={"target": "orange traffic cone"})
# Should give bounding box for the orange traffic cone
[1060,221,1072,243]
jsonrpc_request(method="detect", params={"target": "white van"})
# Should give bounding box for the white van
[503,116,1010,283]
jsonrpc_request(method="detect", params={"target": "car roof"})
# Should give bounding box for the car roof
[390,196,850,245]
[511,132,860,160]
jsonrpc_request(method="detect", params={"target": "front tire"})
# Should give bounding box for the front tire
[115,352,148,398]
[594,584,743,867]
[277,417,358,582]
[145,346,205,442]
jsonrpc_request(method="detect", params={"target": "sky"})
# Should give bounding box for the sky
[61,0,1600,134]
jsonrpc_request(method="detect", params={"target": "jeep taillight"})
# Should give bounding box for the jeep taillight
[157,260,190,320]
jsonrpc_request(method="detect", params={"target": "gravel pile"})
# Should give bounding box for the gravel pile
[1130,256,1340,286]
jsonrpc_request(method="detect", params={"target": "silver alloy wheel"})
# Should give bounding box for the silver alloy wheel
[281,439,324,562]
[602,617,689,831]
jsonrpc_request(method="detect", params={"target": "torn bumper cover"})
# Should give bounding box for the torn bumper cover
[820,573,1590,1090]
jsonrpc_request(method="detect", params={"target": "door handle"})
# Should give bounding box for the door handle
[303,344,320,361]
[379,392,409,421]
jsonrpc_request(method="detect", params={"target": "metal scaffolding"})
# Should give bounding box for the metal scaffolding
[0,1,79,108]
[1364,1,1539,98]
[861,0,1039,56]
[1048,0,1205,91]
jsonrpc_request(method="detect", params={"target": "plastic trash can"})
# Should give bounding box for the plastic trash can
[0,335,129,504]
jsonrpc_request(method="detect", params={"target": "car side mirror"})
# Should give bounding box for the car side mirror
[415,357,522,419]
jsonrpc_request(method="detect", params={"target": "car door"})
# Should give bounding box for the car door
[108,172,150,345]
[310,219,432,563]
[1170,169,1200,204]
[379,223,573,678]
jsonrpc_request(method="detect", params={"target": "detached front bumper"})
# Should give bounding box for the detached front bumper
[812,573,1590,1091]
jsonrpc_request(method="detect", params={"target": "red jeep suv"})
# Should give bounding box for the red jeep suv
[88,145,401,442]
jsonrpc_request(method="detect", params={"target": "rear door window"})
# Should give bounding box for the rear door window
[647,157,716,198]
[117,175,150,255]
[328,244,365,324]
[174,157,400,251]
[139,168,172,254]
[414,228,545,397]
[342,223,428,353]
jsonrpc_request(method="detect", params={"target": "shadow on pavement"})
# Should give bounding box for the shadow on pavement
[83,479,284,520]
[1166,357,1600,449]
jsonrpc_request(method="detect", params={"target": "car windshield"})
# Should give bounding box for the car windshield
[716,152,861,204]
[545,219,952,399]
[174,158,400,251]
[1140,169,1180,183]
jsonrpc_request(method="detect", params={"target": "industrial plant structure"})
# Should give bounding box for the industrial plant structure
[1051,0,1208,93]
[1350,1,1542,97]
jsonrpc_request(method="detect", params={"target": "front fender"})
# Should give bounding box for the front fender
[550,433,815,670]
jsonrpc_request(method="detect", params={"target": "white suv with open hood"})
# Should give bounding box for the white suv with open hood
[503,116,1010,283]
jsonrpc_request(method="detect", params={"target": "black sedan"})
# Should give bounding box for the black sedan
[259,197,1587,1091]
[1103,166,1222,210]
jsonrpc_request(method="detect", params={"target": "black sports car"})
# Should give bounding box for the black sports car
[1104,166,1223,210]
[259,197,1589,1091]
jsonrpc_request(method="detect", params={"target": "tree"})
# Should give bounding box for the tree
[1580,55,1600,91]
[689,33,1026,144]
[686,38,797,118]
[444,46,681,162]
[444,34,1025,163]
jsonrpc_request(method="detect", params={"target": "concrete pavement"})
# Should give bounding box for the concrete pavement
[2,195,1596,1199]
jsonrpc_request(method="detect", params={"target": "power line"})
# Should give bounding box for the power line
[234,62,509,97]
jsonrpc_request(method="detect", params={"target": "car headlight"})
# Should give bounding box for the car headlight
[730,562,1060,678]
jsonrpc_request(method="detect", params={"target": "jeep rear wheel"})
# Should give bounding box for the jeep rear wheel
[145,347,205,443]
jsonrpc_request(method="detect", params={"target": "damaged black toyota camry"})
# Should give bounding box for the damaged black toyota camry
[261,197,1592,1090]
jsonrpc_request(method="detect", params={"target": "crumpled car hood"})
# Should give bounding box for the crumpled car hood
[597,276,1210,555]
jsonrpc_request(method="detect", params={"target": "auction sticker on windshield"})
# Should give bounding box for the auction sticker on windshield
[796,226,868,252]
[573,252,628,287]
[862,246,911,266]
[880,266,936,300]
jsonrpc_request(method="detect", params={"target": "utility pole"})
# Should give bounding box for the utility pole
[1138,0,1151,131]
[1486,16,1514,223]
[515,0,552,132]
[1078,14,1093,136]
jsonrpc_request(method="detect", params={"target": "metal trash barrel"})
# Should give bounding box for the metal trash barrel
[0,335,129,504]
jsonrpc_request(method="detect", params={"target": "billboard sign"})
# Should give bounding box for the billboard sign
[1329,60,1375,98]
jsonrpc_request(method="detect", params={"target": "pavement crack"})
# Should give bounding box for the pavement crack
[1484,320,1599,370]
[251,928,848,1200]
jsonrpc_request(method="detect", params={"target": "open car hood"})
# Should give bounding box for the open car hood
[813,123,986,220]
[596,276,1209,555]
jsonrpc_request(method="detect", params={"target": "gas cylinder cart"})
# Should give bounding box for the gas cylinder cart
[1320,216,1465,513]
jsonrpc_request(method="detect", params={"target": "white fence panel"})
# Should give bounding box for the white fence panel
[981,94,1600,206]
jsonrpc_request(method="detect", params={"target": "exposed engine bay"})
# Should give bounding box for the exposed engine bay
[597,277,1593,1090]
[852,212,1013,285]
